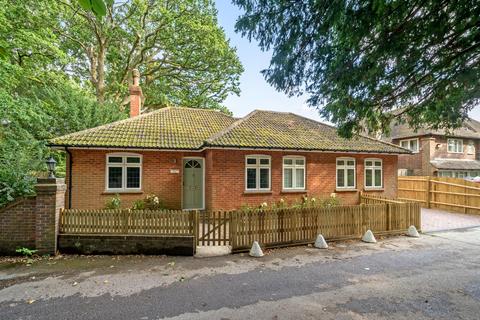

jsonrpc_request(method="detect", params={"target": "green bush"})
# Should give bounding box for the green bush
[105,194,121,209]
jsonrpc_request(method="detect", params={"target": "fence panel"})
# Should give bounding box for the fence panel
[230,202,420,252]
[60,209,194,235]
[398,176,480,215]
[197,211,231,246]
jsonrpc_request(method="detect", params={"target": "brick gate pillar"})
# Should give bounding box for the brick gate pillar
[34,178,66,255]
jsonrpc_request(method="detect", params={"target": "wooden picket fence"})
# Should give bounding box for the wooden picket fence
[360,192,405,205]
[229,201,421,252]
[60,209,195,235]
[398,176,480,215]
[60,200,420,252]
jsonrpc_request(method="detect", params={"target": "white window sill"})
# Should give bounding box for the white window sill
[103,190,143,195]
[281,189,307,194]
[363,188,384,192]
[244,190,272,194]
[335,188,358,192]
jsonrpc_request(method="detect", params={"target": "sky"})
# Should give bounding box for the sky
[214,1,480,123]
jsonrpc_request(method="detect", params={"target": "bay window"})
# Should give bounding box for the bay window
[336,158,356,189]
[245,155,271,191]
[365,159,383,189]
[106,154,142,191]
[283,156,306,190]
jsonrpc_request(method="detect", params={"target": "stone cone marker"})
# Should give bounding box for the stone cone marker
[249,241,264,257]
[314,234,328,249]
[407,225,420,238]
[362,230,377,243]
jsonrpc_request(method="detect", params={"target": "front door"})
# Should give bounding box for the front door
[183,158,204,210]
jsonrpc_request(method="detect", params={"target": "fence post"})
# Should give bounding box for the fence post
[425,176,431,208]
[359,203,365,236]
[193,210,199,246]
[386,203,391,231]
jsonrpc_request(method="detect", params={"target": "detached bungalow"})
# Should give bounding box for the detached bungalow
[49,74,409,210]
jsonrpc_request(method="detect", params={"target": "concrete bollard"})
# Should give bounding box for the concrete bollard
[362,230,377,243]
[407,225,420,238]
[249,241,264,257]
[314,234,328,249]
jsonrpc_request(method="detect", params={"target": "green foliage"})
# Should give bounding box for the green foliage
[233,0,480,137]
[105,194,121,209]
[131,194,166,210]
[78,0,107,17]
[16,247,38,257]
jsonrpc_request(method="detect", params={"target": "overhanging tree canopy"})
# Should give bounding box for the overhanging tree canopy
[233,0,480,137]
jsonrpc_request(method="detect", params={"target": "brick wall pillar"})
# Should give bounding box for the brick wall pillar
[34,178,66,255]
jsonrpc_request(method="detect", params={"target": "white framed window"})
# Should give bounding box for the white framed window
[106,153,142,191]
[447,138,463,153]
[283,156,306,190]
[467,141,475,155]
[336,157,356,189]
[245,155,271,191]
[400,138,419,153]
[365,159,383,189]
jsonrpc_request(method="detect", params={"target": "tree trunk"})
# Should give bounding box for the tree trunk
[96,43,106,105]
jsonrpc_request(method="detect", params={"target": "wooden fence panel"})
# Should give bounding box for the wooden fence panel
[398,176,480,215]
[230,202,420,252]
[197,211,231,246]
[60,209,194,235]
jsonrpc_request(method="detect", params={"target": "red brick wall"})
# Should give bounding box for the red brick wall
[207,150,398,210]
[67,149,398,211]
[0,198,36,254]
[393,136,480,176]
[68,149,205,210]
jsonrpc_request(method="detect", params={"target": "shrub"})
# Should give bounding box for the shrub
[105,194,121,209]
[16,247,37,257]
[131,199,145,210]
[143,194,165,210]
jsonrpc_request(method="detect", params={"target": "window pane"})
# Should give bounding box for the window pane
[260,168,269,189]
[260,158,270,165]
[337,169,344,187]
[401,141,408,148]
[347,169,355,187]
[375,161,381,167]
[295,168,305,188]
[247,158,256,165]
[126,167,140,188]
[365,169,372,187]
[366,161,372,167]
[284,158,293,165]
[374,169,382,187]
[295,159,304,166]
[108,156,123,163]
[337,160,344,166]
[283,168,293,188]
[108,167,123,189]
[247,168,256,189]
[127,157,141,164]
[410,140,418,151]
[347,160,355,166]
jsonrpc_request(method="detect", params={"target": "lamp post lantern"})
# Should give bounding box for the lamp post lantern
[46,157,57,179]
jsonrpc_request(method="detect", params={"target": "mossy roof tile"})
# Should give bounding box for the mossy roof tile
[49,107,409,154]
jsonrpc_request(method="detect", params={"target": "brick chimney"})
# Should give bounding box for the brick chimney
[129,69,143,117]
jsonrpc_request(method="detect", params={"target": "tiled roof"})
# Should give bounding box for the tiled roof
[206,110,409,154]
[50,107,409,154]
[385,110,480,140]
[431,159,480,170]
[49,107,236,150]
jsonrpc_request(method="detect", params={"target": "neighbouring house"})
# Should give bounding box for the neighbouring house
[385,117,480,178]
[48,71,409,211]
